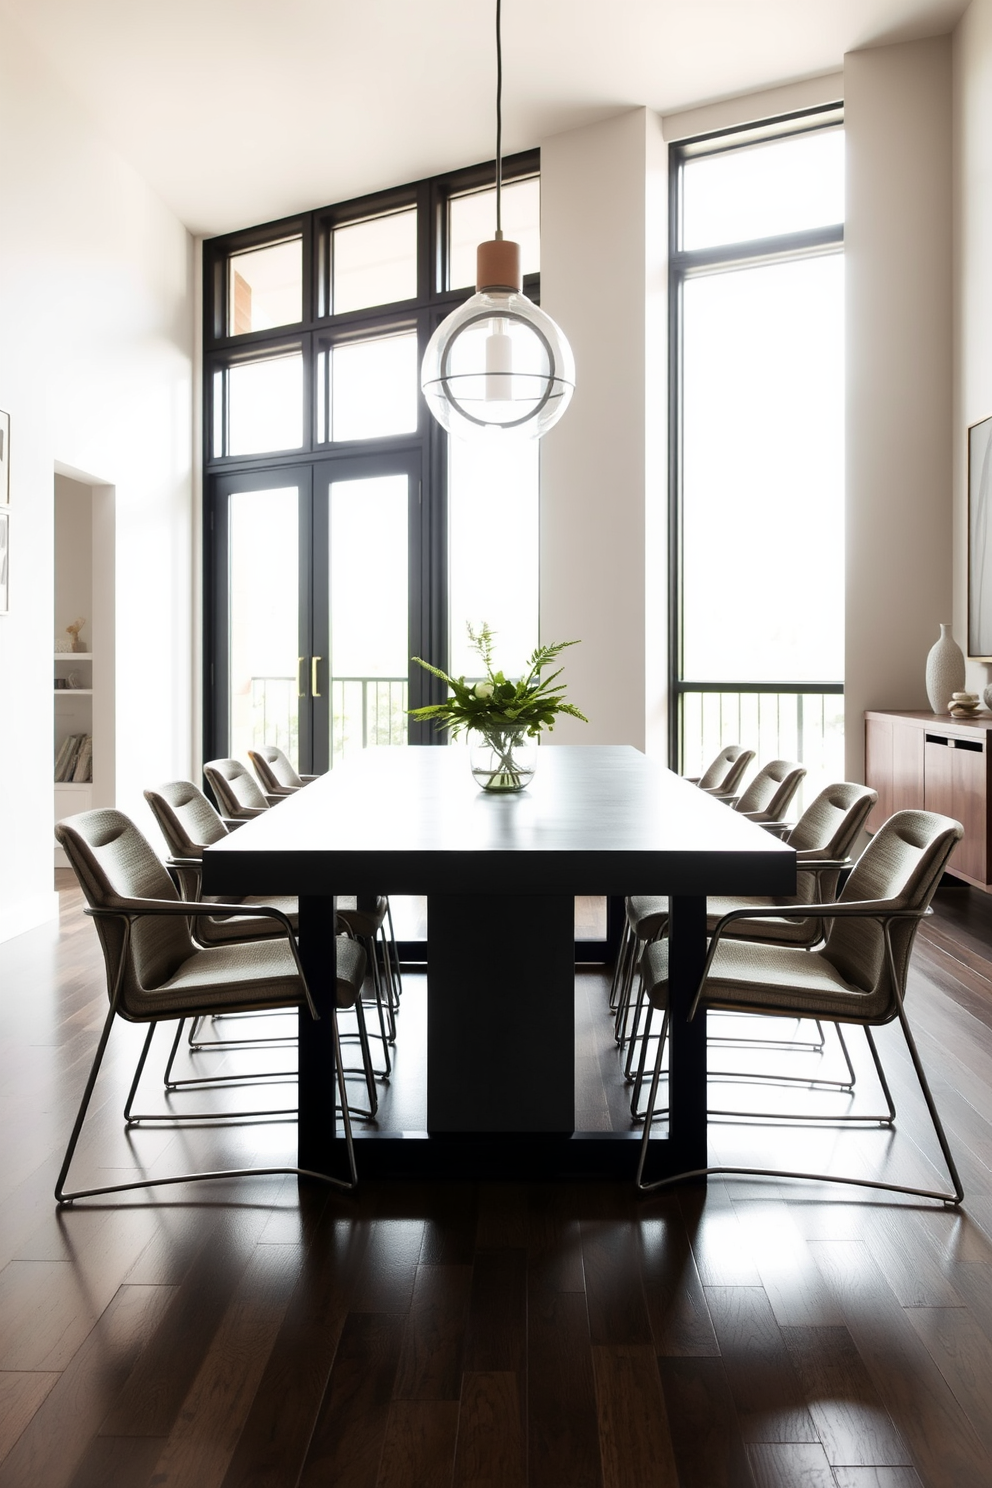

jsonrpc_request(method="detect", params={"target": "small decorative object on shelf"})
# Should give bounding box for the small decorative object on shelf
[925,623,966,714]
[65,616,86,653]
[409,622,587,792]
[949,691,982,718]
[54,637,72,652]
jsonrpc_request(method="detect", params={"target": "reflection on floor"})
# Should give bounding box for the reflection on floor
[3,873,992,1484]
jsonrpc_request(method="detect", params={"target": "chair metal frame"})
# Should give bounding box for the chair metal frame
[635,896,965,1205]
[56,896,361,1202]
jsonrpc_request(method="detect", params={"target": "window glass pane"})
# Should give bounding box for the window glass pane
[682,130,844,250]
[448,177,540,290]
[229,487,299,768]
[227,352,304,456]
[330,333,418,442]
[228,238,302,334]
[681,253,844,683]
[332,209,417,313]
[448,440,539,679]
[329,475,409,761]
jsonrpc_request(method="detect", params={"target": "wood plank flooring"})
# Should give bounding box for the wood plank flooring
[3,876,992,1484]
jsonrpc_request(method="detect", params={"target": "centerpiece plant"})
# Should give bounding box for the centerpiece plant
[409,623,587,791]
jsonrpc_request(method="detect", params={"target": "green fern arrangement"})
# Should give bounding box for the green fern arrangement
[409,622,588,739]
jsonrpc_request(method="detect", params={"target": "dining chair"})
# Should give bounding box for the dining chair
[248,744,318,795]
[730,757,806,827]
[613,781,877,1046]
[145,779,397,1080]
[53,807,368,1200]
[635,808,965,1203]
[203,757,282,819]
[685,743,756,801]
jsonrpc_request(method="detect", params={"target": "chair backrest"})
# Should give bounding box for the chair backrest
[823,809,962,1008]
[54,808,194,1014]
[249,745,303,794]
[785,781,878,905]
[144,780,230,858]
[203,757,269,818]
[696,744,755,795]
[734,759,806,823]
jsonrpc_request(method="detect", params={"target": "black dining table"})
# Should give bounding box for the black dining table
[201,744,796,1180]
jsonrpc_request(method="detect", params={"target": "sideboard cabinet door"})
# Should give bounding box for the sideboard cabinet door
[924,733,989,884]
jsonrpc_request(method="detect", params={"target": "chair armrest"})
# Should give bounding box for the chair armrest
[687,900,932,1020]
[222,817,247,830]
[84,900,319,1019]
[299,774,320,784]
[263,792,287,807]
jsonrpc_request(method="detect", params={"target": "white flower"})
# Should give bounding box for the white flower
[475,681,494,699]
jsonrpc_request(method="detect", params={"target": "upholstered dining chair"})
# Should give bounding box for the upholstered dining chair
[203,757,282,819]
[248,744,318,795]
[635,808,965,1204]
[685,744,756,801]
[145,779,398,1079]
[53,807,368,1200]
[613,781,878,1047]
[730,757,806,827]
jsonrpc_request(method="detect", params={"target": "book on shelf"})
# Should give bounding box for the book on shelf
[72,735,93,783]
[55,733,91,783]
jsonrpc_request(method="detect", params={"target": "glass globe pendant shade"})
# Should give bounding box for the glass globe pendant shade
[421,238,575,441]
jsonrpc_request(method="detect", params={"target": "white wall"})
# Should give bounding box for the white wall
[539,108,667,753]
[954,0,992,696]
[844,37,954,780]
[0,11,194,941]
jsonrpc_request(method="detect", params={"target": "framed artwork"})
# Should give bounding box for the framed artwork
[0,510,8,615]
[968,414,992,660]
[0,408,8,505]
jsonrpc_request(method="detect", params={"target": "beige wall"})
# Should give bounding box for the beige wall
[0,11,193,941]
[539,108,667,753]
[954,0,992,697]
[843,36,954,781]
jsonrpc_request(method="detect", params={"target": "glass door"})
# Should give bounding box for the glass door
[211,466,310,773]
[311,451,424,770]
[210,451,428,775]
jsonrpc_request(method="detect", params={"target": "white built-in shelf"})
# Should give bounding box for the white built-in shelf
[54,652,92,661]
[54,688,93,696]
[54,782,93,791]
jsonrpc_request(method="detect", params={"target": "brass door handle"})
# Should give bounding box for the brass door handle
[297,657,305,698]
[311,656,322,697]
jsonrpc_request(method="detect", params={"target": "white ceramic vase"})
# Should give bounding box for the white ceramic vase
[925,624,965,714]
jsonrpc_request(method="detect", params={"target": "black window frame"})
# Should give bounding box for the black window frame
[667,104,846,771]
[202,148,540,766]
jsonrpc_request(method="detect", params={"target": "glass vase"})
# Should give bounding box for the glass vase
[470,726,537,792]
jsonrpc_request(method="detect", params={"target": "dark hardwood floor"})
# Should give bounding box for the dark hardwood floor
[4,875,992,1485]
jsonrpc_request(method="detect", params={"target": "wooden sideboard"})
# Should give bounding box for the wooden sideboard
[864,710,992,890]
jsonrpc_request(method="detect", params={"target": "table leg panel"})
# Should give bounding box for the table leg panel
[427,893,576,1134]
[297,895,339,1173]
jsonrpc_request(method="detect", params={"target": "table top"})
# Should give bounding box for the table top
[202,744,796,898]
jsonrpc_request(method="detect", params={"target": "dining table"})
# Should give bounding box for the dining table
[200,744,796,1181]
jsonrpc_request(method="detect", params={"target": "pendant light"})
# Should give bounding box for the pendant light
[421,0,575,441]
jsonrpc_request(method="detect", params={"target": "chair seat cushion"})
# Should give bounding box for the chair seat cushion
[335,894,388,937]
[626,895,669,941]
[627,894,820,949]
[641,937,890,1024]
[123,935,366,1019]
[706,896,821,948]
[195,894,300,944]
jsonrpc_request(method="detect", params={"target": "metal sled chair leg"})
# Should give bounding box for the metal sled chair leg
[636,810,965,1206]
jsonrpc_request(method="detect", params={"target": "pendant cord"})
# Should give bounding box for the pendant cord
[495,0,503,238]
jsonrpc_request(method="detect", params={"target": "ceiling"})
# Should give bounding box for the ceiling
[0,0,969,237]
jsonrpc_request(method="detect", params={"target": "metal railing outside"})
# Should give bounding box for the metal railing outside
[246,675,408,768]
[679,685,845,813]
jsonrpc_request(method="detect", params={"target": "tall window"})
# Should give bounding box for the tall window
[671,111,845,799]
[202,154,541,773]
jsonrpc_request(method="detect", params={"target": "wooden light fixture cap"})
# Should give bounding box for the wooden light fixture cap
[476,238,522,293]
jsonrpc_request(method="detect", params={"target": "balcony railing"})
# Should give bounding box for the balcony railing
[245,674,408,767]
[679,684,845,814]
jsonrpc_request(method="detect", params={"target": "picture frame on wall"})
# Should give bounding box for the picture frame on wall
[0,408,8,505]
[0,510,8,615]
[968,414,992,660]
